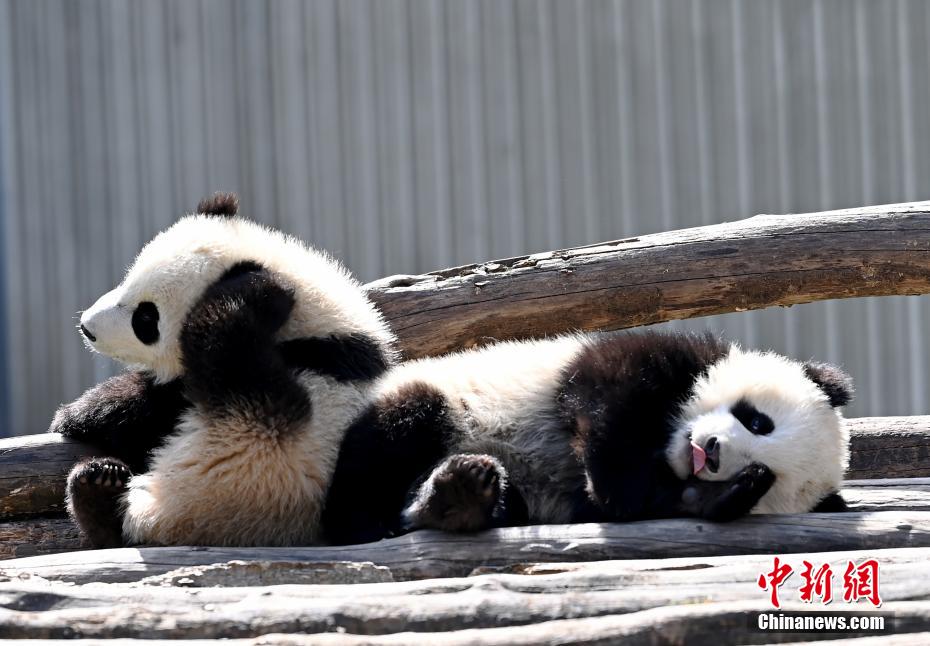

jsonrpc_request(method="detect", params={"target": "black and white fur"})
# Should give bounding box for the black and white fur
[52,193,396,547]
[322,331,852,545]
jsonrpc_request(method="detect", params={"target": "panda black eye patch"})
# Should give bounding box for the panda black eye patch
[132,302,160,345]
[730,399,774,435]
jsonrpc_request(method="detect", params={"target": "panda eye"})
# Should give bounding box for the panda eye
[132,301,160,345]
[730,399,774,436]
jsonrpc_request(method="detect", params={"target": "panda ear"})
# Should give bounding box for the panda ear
[196,192,239,217]
[803,362,854,408]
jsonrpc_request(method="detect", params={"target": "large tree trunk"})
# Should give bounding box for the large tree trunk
[366,202,930,358]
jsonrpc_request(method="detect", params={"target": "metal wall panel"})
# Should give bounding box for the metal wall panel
[0,0,928,435]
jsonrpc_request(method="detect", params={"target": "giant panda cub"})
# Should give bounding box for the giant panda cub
[51,193,396,547]
[322,331,852,545]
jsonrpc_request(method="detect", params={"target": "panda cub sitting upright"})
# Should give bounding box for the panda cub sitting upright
[323,331,852,545]
[52,193,396,547]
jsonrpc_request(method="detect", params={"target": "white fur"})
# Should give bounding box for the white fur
[665,345,849,514]
[80,214,395,546]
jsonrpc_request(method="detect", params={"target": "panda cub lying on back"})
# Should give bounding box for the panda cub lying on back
[323,331,852,545]
[52,194,396,547]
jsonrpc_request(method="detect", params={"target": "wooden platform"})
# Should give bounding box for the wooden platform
[1,420,929,642]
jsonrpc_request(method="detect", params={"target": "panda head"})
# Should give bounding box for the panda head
[665,345,853,514]
[78,192,394,382]
[78,193,249,378]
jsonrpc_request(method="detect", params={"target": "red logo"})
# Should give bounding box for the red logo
[842,559,882,607]
[757,556,794,608]
[799,560,834,604]
[759,557,882,608]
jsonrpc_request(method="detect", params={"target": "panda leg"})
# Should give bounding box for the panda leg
[402,454,527,532]
[322,382,454,545]
[50,371,188,473]
[66,457,132,548]
[679,463,776,522]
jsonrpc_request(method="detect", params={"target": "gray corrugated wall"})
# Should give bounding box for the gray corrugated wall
[0,0,928,436]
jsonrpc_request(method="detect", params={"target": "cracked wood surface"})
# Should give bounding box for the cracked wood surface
[4,510,930,583]
[0,547,926,641]
[365,202,930,358]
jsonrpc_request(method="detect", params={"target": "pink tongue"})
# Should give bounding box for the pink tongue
[691,442,707,475]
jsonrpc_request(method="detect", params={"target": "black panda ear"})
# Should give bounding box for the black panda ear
[803,362,854,408]
[196,192,239,217]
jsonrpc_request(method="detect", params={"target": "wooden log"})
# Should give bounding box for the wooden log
[4,511,930,584]
[154,616,930,646]
[0,547,925,640]
[847,417,930,479]
[3,416,927,522]
[2,478,928,562]
[4,632,926,646]
[0,433,95,519]
[841,479,930,511]
[365,202,930,358]
[0,517,83,559]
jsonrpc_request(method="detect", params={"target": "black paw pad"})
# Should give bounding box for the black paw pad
[71,458,132,490]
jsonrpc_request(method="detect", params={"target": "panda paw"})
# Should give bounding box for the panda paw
[183,268,295,356]
[214,268,294,336]
[233,271,295,336]
[66,457,131,549]
[403,454,506,532]
[681,462,775,523]
[70,457,132,489]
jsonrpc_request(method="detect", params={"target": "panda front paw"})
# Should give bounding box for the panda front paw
[66,457,132,548]
[231,270,295,336]
[681,462,775,522]
[215,267,295,336]
[182,267,295,358]
[403,454,506,532]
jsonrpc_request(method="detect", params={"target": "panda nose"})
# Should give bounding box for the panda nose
[80,324,97,342]
[704,436,720,473]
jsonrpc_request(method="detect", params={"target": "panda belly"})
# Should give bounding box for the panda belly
[121,374,365,546]
[121,417,324,546]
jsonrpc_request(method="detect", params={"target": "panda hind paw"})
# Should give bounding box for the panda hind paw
[406,454,506,533]
[66,457,132,549]
[439,454,502,504]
